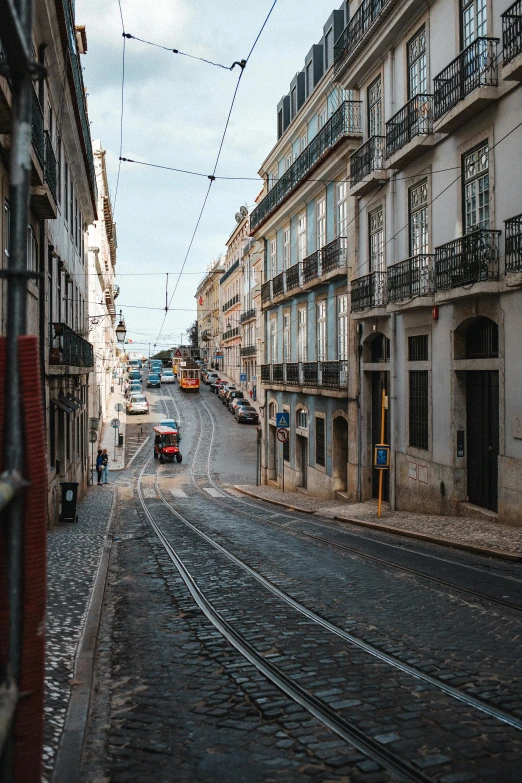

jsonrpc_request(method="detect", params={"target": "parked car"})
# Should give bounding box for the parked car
[235,405,259,424]
[219,384,236,402]
[128,370,141,382]
[126,382,142,397]
[204,372,219,385]
[160,370,176,384]
[229,397,249,414]
[126,394,149,415]
[227,391,246,410]
[210,379,225,394]
[147,373,161,388]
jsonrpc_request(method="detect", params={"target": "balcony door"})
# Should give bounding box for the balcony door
[367,76,382,137]
[461,0,487,48]
[408,27,427,99]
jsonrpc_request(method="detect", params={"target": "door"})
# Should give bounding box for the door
[296,434,308,488]
[371,371,390,501]
[466,371,499,511]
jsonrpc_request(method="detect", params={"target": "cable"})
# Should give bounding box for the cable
[123,32,246,71]
[113,0,126,217]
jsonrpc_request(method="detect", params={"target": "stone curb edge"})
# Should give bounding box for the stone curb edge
[50,486,118,783]
[232,486,522,564]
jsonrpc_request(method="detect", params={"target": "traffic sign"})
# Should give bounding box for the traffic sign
[111,418,120,429]
[240,373,247,382]
[114,403,123,412]
[276,428,288,443]
[174,348,183,357]
[89,417,99,430]
[275,412,289,429]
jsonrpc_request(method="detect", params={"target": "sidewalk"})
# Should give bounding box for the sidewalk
[234,484,522,561]
[97,384,127,471]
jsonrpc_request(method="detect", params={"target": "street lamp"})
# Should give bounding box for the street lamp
[115,311,127,344]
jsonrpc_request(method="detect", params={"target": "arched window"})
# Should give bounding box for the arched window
[268,401,277,420]
[296,408,308,429]
[27,225,38,272]
[465,317,498,359]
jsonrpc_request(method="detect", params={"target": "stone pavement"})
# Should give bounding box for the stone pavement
[234,484,522,559]
[98,385,127,471]
[44,483,115,781]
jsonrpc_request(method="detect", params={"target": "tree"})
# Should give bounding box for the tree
[151,349,173,361]
[187,320,198,348]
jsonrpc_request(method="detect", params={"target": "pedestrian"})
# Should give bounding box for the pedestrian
[95,449,103,485]
[102,449,109,484]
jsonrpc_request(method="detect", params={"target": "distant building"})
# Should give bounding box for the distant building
[196,258,224,371]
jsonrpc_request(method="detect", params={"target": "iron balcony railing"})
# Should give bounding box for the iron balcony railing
[261,361,349,388]
[322,236,348,273]
[32,88,44,165]
[240,307,256,323]
[285,262,301,290]
[386,95,433,158]
[220,259,241,286]
[261,280,272,304]
[303,251,320,284]
[387,255,435,303]
[261,364,271,382]
[222,293,240,312]
[303,361,318,385]
[51,323,94,367]
[286,362,300,385]
[502,0,522,65]
[334,0,395,75]
[250,101,362,231]
[272,363,284,383]
[44,130,57,200]
[350,135,386,185]
[222,326,240,340]
[272,271,285,297]
[240,345,257,356]
[434,229,501,290]
[433,37,498,120]
[351,270,388,311]
[505,214,522,272]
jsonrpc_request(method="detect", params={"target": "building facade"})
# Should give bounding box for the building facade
[221,211,250,385]
[240,235,263,400]
[196,257,224,370]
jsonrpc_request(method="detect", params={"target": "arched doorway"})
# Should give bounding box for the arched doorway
[332,415,348,492]
[363,332,390,502]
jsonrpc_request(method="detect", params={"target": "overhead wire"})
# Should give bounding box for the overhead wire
[113,0,126,217]
[122,32,246,71]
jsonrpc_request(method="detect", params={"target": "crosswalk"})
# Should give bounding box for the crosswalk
[170,488,188,498]
[202,487,224,498]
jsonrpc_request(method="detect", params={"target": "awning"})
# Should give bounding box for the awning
[52,397,74,414]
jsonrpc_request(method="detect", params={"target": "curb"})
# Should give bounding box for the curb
[233,486,522,564]
[50,486,118,783]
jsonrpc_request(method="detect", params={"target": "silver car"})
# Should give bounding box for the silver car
[160,370,176,384]
[126,393,149,414]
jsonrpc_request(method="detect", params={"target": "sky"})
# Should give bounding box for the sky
[77,0,340,356]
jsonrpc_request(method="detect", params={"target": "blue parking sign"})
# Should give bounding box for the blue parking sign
[240,373,247,382]
[276,412,289,429]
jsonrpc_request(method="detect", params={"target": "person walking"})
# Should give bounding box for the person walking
[95,449,103,486]
[102,449,109,484]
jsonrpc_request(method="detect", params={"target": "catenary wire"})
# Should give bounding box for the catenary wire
[122,32,246,71]
[113,0,126,217]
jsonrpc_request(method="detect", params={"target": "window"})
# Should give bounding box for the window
[465,317,498,358]
[408,335,429,361]
[409,179,428,256]
[463,143,489,232]
[337,295,348,360]
[64,161,68,222]
[306,61,313,96]
[291,87,297,118]
[269,168,278,190]
[285,153,292,171]
[409,371,429,449]
[269,401,277,419]
[296,409,308,429]
[283,226,290,269]
[337,181,347,237]
[298,306,307,361]
[315,416,326,466]
[27,226,38,272]
[270,238,277,278]
[316,197,326,250]
[56,136,61,202]
[318,107,327,129]
[408,27,427,98]
[461,0,487,48]
[300,132,307,153]
[370,334,390,362]
[270,317,277,363]
[369,207,384,271]
[298,212,307,262]
[278,109,283,139]
[317,300,326,361]
[283,313,290,362]
[69,176,74,230]
[325,28,333,70]
[368,76,382,137]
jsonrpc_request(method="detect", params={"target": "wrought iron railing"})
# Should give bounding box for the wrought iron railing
[272,363,284,383]
[350,136,386,185]
[220,259,240,286]
[286,362,300,385]
[261,280,272,304]
[502,0,522,65]
[50,323,94,367]
[303,361,318,385]
[261,361,349,389]
[285,262,301,290]
[387,255,434,303]
[505,214,522,272]
[386,95,433,158]
[240,308,256,323]
[351,270,388,311]
[261,364,271,382]
[201,329,211,341]
[31,88,44,165]
[222,326,240,340]
[433,37,498,120]
[322,236,348,273]
[44,130,57,200]
[240,345,257,356]
[222,293,240,312]
[272,271,285,297]
[334,0,395,75]
[303,251,320,284]
[250,101,362,231]
[434,229,501,290]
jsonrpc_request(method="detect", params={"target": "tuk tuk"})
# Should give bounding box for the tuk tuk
[153,426,182,464]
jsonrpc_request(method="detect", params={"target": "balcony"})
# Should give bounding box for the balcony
[272,271,285,298]
[351,271,388,312]
[433,38,498,133]
[261,364,271,382]
[502,0,522,81]
[261,280,272,306]
[222,293,240,312]
[261,361,348,391]
[302,251,320,284]
[349,136,387,196]
[250,100,362,232]
[240,345,256,356]
[285,362,300,385]
[387,255,434,305]
[285,262,301,291]
[31,87,44,167]
[334,0,397,79]
[505,214,522,272]
[434,229,501,293]
[201,329,212,341]
[240,308,256,323]
[385,95,438,168]
[220,259,241,286]
[322,236,348,275]
[272,363,284,383]
[49,323,94,371]
[222,326,240,341]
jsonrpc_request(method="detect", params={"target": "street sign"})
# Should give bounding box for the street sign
[89,432,98,443]
[114,403,124,412]
[374,445,390,468]
[89,417,99,430]
[174,348,183,357]
[240,373,247,382]
[111,418,120,429]
[275,412,289,429]
[276,428,289,443]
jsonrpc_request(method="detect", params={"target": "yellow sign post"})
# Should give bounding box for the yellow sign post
[374,389,389,518]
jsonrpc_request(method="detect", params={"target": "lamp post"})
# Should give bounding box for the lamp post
[115,310,127,345]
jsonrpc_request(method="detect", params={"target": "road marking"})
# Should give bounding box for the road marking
[142,488,157,498]
[170,488,187,498]
[203,487,224,497]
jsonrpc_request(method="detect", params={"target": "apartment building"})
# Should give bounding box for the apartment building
[221,210,250,385]
[240,235,263,400]
[335,0,522,521]
[0,1,97,525]
[196,257,224,370]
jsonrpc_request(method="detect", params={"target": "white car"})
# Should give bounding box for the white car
[160,370,175,384]
[126,394,149,415]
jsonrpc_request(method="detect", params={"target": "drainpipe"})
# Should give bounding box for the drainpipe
[389,312,397,510]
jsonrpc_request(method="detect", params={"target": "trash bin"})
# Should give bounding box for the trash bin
[118,433,124,447]
[59,482,79,523]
